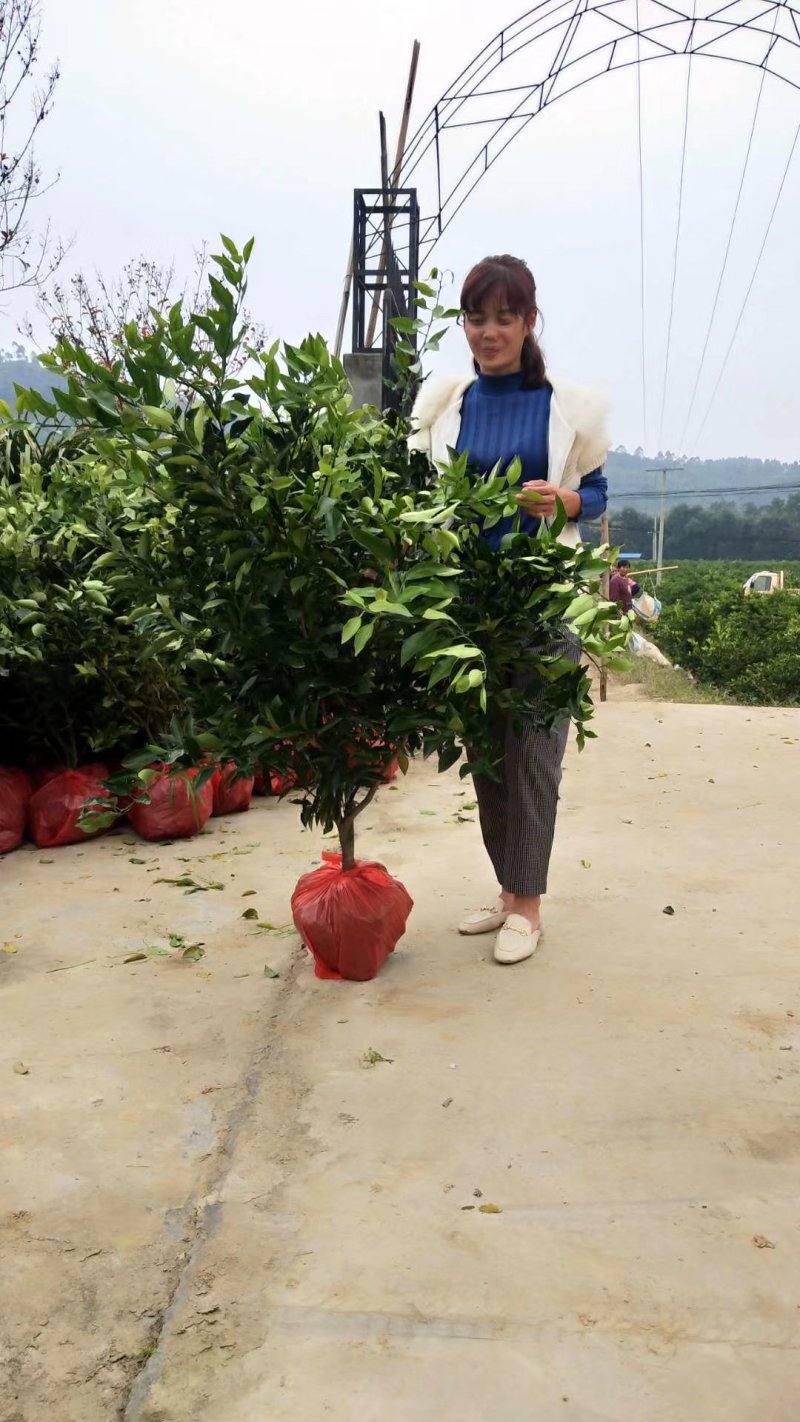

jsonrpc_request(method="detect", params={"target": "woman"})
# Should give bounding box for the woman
[408,254,610,966]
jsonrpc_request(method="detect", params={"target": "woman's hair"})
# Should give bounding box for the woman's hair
[460,254,546,389]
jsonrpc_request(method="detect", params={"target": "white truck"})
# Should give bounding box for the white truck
[742,570,800,596]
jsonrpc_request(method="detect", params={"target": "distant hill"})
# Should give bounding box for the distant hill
[0,350,65,410]
[606,448,800,513]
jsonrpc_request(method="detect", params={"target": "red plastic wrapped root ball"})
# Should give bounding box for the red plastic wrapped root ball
[27,767,112,849]
[128,765,214,842]
[0,767,32,853]
[291,851,413,981]
[212,761,255,816]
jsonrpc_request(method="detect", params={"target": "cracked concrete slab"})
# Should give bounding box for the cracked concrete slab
[2,701,799,1420]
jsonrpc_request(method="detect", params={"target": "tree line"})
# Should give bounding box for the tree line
[585,496,800,562]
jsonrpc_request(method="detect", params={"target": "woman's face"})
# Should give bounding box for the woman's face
[462,289,535,377]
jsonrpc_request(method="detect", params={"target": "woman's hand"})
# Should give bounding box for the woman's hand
[516,482,582,521]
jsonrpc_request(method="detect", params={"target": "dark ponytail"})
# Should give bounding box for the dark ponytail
[520,330,546,390]
[460,254,547,390]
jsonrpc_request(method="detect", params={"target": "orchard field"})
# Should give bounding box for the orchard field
[641,560,800,706]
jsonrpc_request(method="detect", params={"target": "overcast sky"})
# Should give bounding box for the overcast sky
[3,0,800,461]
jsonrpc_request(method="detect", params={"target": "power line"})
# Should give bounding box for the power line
[677,9,778,453]
[609,481,800,501]
[690,117,800,450]
[658,9,695,451]
[635,0,648,452]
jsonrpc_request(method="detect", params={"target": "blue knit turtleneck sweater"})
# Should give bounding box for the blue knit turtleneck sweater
[455,372,608,551]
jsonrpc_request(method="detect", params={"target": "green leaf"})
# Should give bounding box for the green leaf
[438,742,462,773]
[142,405,173,430]
[354,623,374,655]
[342,616,362,644]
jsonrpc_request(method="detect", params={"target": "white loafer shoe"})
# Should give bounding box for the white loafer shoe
[493,913,541,965]
[458,901,508,936]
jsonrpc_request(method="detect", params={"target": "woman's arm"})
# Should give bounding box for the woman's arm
[571,468,608,522]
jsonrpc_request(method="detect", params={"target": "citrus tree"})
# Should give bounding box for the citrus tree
[6,238,630,864]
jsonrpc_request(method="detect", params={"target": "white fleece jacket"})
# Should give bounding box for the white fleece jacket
[408,371,611,548]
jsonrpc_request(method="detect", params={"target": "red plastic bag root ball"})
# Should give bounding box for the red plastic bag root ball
[27,767,112,849]
[32,761,110,791]
[128,766,214,842]
[269,769,299,796]
[0,767,32,853]
[212,761,254,816]
[291,851,413,981]
[253,766,267,796]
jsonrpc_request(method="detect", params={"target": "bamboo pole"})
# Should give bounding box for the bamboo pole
[333,41,420,360]
[600,512,610,703]
[365,39,421,350]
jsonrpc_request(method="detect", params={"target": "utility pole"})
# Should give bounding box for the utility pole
[645,465,683,586]
[599,511,610,703]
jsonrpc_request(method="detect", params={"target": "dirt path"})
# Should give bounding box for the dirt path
[2,700,798,1420]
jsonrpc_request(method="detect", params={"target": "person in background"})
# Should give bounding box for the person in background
[408,253,609,966]
[608,559,635,613]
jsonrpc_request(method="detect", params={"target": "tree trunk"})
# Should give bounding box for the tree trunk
[338,815,356,871]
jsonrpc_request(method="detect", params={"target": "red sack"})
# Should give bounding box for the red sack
[128,766,214,842]
[27,768,112,849]
[32,762,109,790]
[253,766,267,796]
[347,740,399,783]
[269,768,299,796]
[212,761,254,816]
[0,767,32,853]
[291,851,413,981]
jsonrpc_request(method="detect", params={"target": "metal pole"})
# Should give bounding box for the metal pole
[365,39,421,350]
[657,470,667,587]
[600,511,610,703]
[645,465,683,587]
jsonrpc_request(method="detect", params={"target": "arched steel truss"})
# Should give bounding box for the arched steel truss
[372,0,800,268]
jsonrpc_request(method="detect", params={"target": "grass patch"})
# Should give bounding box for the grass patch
[615,658,722,705]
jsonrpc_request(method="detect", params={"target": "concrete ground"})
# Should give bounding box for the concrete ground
[2,697,798,1421]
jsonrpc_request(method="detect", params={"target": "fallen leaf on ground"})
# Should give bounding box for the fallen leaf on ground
[129,857,147,865]
[124,952,148,964]
[263,964,280,979]
[241,890,257,897]
[442,1097,453,1108]
[13,1062,29,1075]
[241,908,259,920]
[662,905,675,916]
[419,810,437,816]
[753,1235,776,1249]
[155,876,224,894]
[478,1203,502,1214]
[362,1048,394,1066]
[182,945,205,962]
[3,943,18,954]
[581,859,592,869]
